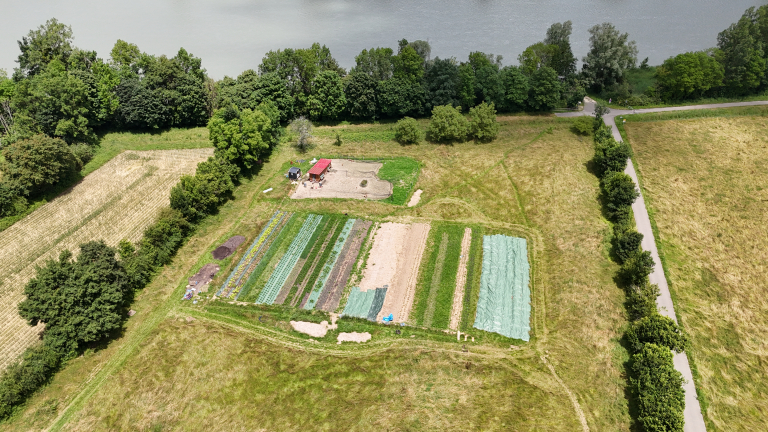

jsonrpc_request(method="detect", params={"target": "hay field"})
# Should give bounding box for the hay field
[626,115,768,431]
[5,117,629,431]
[0,148,212,370]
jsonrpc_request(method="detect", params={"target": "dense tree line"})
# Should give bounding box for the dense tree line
[589,109,689,432]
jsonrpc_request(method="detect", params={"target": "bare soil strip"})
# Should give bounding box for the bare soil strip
[0,148,211,371]
[449,228,472,330]
[423,232,450,328]
[315,220,372,312]
[358,222,410,292]
[407,189,423,207]
[377,223,431,322]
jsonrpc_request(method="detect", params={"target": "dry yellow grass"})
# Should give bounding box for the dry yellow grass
[0,148,212,370]
[626,116,768,431]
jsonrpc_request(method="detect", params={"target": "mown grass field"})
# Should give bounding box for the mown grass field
[3,116,629,431]
[624,111,768,431]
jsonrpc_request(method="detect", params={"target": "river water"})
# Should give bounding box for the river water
[1,0,762,79]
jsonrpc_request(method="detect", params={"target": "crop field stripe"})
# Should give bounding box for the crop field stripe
[460,227,484,333]
[449,228,473,330]
[304,218,357,310]
[230,213,286,297]
[233,213,290,300]
[429,225,464,329]
[295,217,345,307]
[473,235,531,341]
[217,210,281,296]
[256,214,323,304]
[315,220,373,312]
[238,214,302,302]
[272,215,332,304]
[284,216,336,306]
[422,232,450,328]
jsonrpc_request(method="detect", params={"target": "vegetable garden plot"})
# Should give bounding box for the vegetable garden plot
[473,235,530,341]
[304,218,356,310]
[217,210,287,298]
[314,220,372,312]
[256,214,323,304]
[293,217,345,307]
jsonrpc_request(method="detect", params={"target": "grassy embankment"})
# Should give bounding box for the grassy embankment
[4,117,629,431]
[622,109,768,431]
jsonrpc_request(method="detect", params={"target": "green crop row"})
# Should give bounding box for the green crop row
[460,226,484,333]
[282,215,337,305]
[298,218,346,306]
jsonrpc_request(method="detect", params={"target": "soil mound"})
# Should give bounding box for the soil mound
[188,263,220,291]
[212,235,246,260]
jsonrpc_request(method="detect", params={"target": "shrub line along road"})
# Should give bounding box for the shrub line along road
[558,98,768,432]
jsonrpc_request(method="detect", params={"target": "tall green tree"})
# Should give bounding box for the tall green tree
[656,51,724,100]
[1,134,77,196]
[717,8,766,95]
[208,105,272,169]
[170,156,238,222]
[378,78,426,118]
[351,47,394,81]
[393,42,425,82]
[424,57,460,108]
[251,72,294,122]
[457,63,476,109]
[544,21,577,77]
[343,72,378,119]
[18,241,130,356]
[308,70,346,121]
[582,23,638,89]
[500,66,529,111]
[16,18,74,77]
[518,43,557,76]
[527,66,561,111]
[631,344,685,432]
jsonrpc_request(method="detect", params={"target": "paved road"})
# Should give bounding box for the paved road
[557,98,768,432]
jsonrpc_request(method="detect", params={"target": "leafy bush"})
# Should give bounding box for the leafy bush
[571,116,594,135]
[626,282,661,321]
[70,143,95,169]
[427,105,468,143]
[1,134,77,196]
[0,344,61,419]
[593,127,631,175]
[170,156,238,222]
[393,117,423,144]
[602,171,639,208]
[468,102,500,142]
[620,250,655,286]
[208,106,272,168]
[631,343,685,432]
[614,229,644,262]
[627,313,688,353]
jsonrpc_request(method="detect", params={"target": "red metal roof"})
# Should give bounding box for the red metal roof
[308,159,331,175]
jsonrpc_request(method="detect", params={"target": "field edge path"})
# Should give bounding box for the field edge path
[556,99,768,432]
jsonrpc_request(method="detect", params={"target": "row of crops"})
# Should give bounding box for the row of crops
[216,213,532,342]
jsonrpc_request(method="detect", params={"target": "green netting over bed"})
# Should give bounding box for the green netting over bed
[342,286,387,320]
[473,235,530,341]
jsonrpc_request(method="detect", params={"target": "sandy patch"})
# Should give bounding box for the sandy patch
[377,223,431,322]
[407,189,423,207]
[358,223,410,293]
[337,332,371,344]
[449,228,472,330]
[290,159,392,200]
[289,320,337,338]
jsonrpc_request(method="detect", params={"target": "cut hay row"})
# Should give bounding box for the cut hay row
[0,148,212,370]
[303,218,357,310]
[256,214,323,304]
[473,235,530,341]
[217,210,283,297]
[449,228,473,330]
[315,220,373,312]
[377,223,431,322]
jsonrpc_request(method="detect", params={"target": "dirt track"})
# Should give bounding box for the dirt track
[290,159,392,200]
[449,228,472,330]
[377,223,431,322]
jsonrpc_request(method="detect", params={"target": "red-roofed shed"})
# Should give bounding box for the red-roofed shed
[308,159,332,181]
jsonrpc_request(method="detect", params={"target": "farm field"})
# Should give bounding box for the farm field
[0,148,212,371]
[625,113,768,431]
[4,116,631,431]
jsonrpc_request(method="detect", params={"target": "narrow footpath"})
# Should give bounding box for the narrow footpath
[558,98,768,432]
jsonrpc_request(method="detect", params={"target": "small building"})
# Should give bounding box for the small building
[308,158,332,182]
[288,166,302,180]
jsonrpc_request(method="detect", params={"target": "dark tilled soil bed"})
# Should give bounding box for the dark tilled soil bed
[212,235,246,260]
[188,263,221,291]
